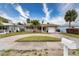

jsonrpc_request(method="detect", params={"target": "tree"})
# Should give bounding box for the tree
[31,20,40,26]
[47,22,49,24]
[17,22,23,25]
[27,18,30,23]
[41,20,44,32]
[31,20,40,32]
[64,9,78,28]
[42,20,44,24]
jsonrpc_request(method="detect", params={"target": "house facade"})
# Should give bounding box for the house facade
[0,23,59,34]
[0,23,13,34]
[0,23,26,34]
[25,24,59,33]
[40,24,59,33]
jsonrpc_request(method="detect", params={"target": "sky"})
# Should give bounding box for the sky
[0,3,79,26]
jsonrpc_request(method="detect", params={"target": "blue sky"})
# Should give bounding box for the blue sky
[0,3,79,26]
[0,3,60,19]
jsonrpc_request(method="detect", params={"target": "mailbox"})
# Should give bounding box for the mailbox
[62,38,77,49]
[61,37,79,56]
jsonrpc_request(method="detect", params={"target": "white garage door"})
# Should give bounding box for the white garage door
[48,27,56,33]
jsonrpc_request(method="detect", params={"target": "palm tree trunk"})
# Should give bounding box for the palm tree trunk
[41,26,43,32]
[33,25,37,32]
[69,21,71,28]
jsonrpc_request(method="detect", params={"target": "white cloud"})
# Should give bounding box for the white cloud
[49,3,79,26]
[50,8,79,26]
[49,16,66,25]
[59,3,74,15]
[42,3,52,23]
[0,11,14,23]
[63,4,79,26]
[42,3,74,25]
[12,4,30,19]
[0,11,26,23]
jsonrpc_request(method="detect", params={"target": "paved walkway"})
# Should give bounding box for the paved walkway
[0,33,63,50]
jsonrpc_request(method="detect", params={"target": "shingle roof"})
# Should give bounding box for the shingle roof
[40,24,59,27]
[25,23,59,27]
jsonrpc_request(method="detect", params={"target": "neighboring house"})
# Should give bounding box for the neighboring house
[0,23,11,34]
[0,23,14,34]
[0,23,25,34]
[58,26,79,33]
[56,21,79,33]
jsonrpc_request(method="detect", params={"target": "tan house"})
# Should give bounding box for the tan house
[25,24,59,33]
[0,22,59,34]
[41,24,59,33]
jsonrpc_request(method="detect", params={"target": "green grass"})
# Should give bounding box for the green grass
[0,32,47,38]
[61,33,79,39]
[16,36,60,42]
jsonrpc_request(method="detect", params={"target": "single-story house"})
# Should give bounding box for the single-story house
[0,23,26,34]
[26,24,59,33]
[0,22,59,34]
[0,23,14,34]
[41,24,59,33]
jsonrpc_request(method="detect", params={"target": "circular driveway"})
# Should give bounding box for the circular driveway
[0,33,63,50]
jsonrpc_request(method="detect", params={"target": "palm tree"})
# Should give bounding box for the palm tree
[42,20,44,24]
[41,20,44,32]
[64,9,78,28]
[27,18,30,23]
[31,20,40,32]
[17,22,22,25]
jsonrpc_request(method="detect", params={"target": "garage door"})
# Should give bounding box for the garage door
[48,27,56,33]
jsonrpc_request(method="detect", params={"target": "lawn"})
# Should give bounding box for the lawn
[61,33,79,39]
[16,36,60,42]
[0,32,47,38]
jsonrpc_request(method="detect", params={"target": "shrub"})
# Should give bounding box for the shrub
[20,29,25,32]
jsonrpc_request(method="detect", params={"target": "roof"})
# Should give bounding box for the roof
[0,23,13,26]
[2,23,13,26]
[40,24,59,27]
[25,23,59,27]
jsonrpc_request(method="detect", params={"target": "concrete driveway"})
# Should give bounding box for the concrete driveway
[0,33,63,50]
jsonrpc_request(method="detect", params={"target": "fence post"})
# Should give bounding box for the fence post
[63,45,68,56]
